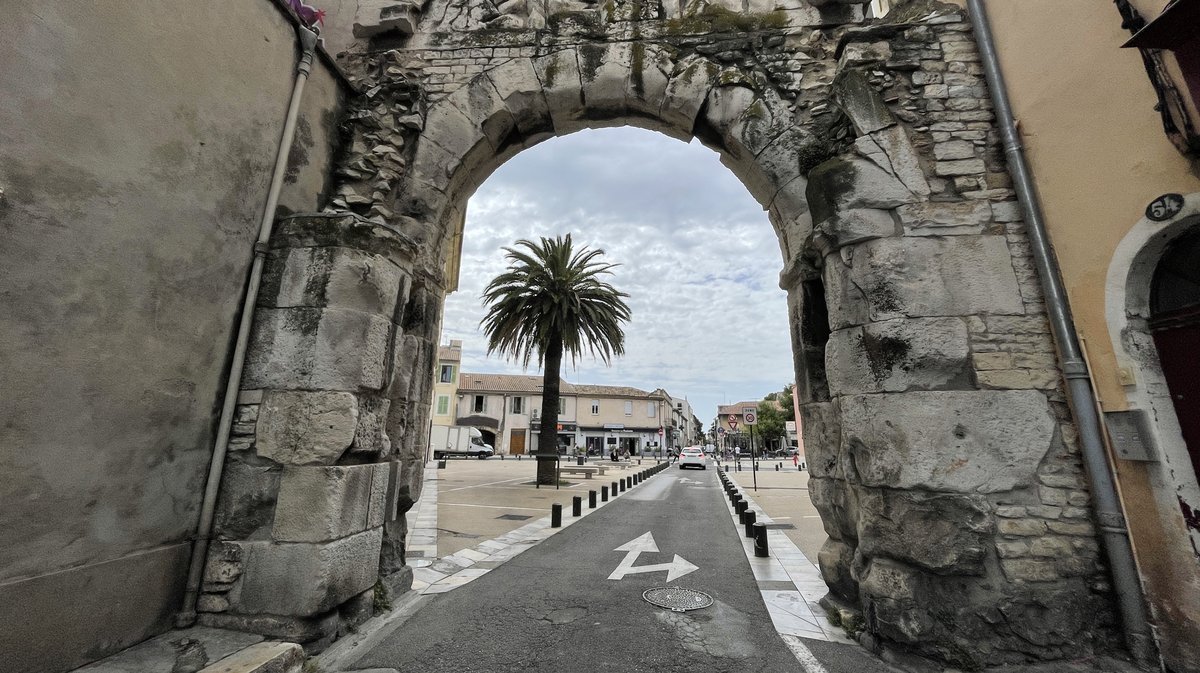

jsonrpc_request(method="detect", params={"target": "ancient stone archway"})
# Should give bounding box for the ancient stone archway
[201,0,1121,666]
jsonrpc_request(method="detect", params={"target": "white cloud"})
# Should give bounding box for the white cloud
[441,127,795,423]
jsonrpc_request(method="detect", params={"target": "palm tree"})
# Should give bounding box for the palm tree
[480,235,631,484]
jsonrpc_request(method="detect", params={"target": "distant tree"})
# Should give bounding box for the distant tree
[480,235,631,485]
[756,384,796,450]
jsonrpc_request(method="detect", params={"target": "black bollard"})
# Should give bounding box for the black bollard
[577,456,585,466]
[744,510,757,538]
[572,496,582,517]
[437,459,447,469]
[551,503,562,528]
[736,499,749,523]
[753,522,769,557]
[612,480,620,495]
[601,485,609,502]
[775,463,779,471]
[589,489,597,508]
[620,478,626,492]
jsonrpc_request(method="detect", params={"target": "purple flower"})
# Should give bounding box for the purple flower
[287,0,326,26]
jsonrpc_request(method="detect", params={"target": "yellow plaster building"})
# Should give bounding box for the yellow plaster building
[966,1,1200,669]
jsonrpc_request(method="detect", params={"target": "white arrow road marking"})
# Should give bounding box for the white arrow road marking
[607,532,700,581]
[676,477,704,485]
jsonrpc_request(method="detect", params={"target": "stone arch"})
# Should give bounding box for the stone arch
[200,3,1128,667]
[399,47,816,268]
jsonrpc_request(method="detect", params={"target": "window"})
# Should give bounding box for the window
[473,395,485,413]
[511,397,524,414]
[436,395,449,415]
[439,364,455,383]
[647,402,656,417]
[591,400,600,415]
[624,401,632,416]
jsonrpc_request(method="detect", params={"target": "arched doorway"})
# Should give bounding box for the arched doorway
[1149,227,1200,481]
[199,4,1118,667]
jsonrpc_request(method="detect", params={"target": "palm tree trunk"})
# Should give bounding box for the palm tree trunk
[536,330,563,485]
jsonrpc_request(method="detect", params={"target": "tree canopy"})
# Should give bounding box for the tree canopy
[480,235,631,483]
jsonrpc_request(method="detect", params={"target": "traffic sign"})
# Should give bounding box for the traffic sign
[743,408,757,425]
[729,419,739,431]
[657,427,664,435]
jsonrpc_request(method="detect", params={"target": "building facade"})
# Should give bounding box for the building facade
[429,340,462,431]
[452,373,678,456]
[977,2,1200,670]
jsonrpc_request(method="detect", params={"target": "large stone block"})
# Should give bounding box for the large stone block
[485,58,552,137]
[812,208,896,253]
[897,200,992,236]
[833,69,896,135]
[232,528,383,617]
[817,538,859,601]
[856,489,993,574]
[825,317,972,395]
[806,157,914,224]
[350,396,392,459]
[273,464,389,542]
[213,459,282,540]
[264,247,403,317]
[841,390,1056,493]
[533,49,587,135]
[198,610,338,645]
[800,401,845,479]
[578,42,632,125]
[256,391,359,466]
[660,56,719,138]
[824,236,1024,329]
[808,477,859,541]
[243,307,391,391]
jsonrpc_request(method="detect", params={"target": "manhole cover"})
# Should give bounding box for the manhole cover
[643,587,713,612]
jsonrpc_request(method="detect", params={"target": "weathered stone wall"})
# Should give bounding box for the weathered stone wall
[206,0,1121,666]
[0,2,346,671]
[790,13,1118,668]
[195,213,439,647]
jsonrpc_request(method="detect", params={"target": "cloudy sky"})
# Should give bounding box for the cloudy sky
[441,126,794,423]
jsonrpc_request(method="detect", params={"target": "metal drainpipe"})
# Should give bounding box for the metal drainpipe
[965,1,1157,664]
[177,23,320,626]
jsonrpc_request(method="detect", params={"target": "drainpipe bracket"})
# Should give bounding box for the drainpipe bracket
[1097,510,1129,533]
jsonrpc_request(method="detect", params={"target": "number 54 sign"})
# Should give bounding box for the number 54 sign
[1146,193,1184,222]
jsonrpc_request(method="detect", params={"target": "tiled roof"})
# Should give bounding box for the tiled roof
[572,383,659,399]
[437,346,461,362]
[457,373,549,393]
[456,373,662,399]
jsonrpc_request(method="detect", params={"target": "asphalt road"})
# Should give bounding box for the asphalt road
[353,466,898,673]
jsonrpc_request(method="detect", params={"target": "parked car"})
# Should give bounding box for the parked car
[678,447,707,470]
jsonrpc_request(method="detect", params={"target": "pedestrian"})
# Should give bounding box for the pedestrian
[792,453,798,468]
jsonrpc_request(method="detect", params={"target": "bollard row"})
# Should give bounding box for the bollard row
[550,462,667,527]
[716,468,769,557]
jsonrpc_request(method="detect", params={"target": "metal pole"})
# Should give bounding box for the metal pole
[751,424,758,492]
[966,1,1154,663]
